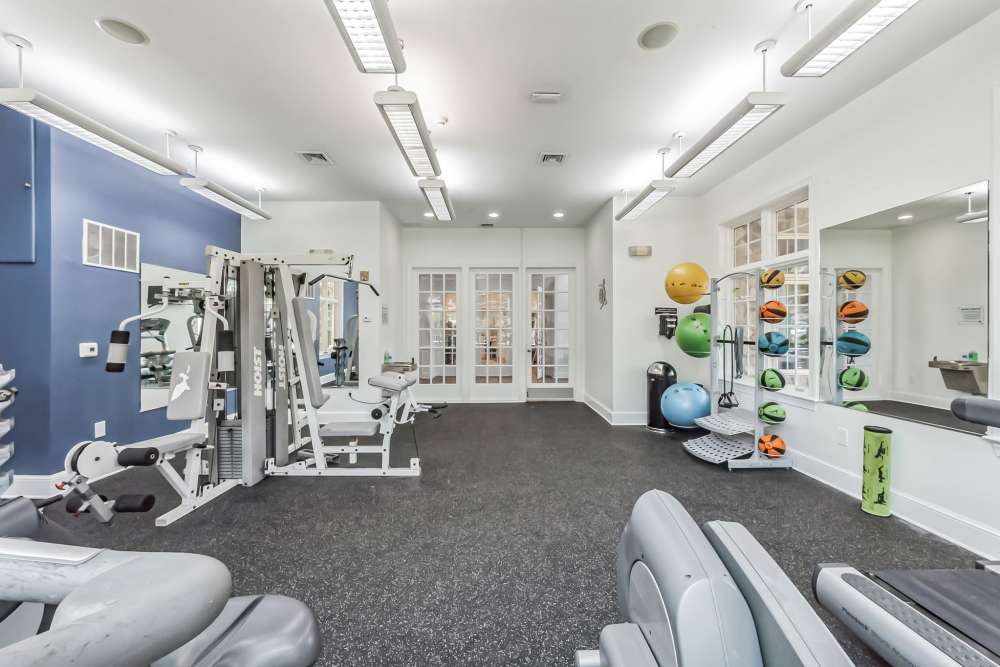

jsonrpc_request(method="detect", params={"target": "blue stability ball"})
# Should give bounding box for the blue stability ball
[660,383,711,429]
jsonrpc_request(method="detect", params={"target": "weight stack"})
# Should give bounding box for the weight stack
[861,426,892,517]
[216,420,243,480]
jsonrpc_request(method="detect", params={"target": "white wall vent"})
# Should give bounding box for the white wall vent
[83,219,139,273]
[538,152,567,166]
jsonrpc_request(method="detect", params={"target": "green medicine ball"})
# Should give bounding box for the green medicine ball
[838,367,870,391]
[844,401,869,412]
[676,312,712,359]
[758,402,786,425]
[759,368,786,392]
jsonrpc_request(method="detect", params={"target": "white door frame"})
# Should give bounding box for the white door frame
[408,267,463,403]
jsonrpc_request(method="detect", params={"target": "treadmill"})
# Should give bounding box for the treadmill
[814,397,1000,667]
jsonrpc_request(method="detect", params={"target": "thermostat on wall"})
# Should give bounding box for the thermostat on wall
[629,245,653,257]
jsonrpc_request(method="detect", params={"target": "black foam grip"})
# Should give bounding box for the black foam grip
[64,493,107,514]
[113,494,155,513]
[117,447,160,467]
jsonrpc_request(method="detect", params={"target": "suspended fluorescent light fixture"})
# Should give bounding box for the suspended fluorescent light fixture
[323,0,406,74]
[956,191,988,224]
[0,34,186,176]
[666,41,786,179]
[179,146,271,221]
[616,148,676,221]
[418,178,455,222]
[782,0,922,78]
[374,86,441,177]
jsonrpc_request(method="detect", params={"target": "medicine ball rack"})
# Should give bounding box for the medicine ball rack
[684,270,794,470]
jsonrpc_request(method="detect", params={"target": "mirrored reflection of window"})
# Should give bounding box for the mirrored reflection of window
[776,199,810,256]
[417,272,458,384]
[474,272,514,384]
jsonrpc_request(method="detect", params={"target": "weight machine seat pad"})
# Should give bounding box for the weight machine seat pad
[152,594,320,667]
[597,624,658,667]
[876,569,1000,658]
[319,421,379,438]
[368,372,416,393]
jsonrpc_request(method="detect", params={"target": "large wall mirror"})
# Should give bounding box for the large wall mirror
[820,181,989,435]
[139,263,207,412]
[310,276,360,387]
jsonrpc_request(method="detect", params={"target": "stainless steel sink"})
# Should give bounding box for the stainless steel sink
[929,359,988,395]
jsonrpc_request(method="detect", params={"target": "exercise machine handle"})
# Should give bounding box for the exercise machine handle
[117,447,160,467]
[65,493,155,514]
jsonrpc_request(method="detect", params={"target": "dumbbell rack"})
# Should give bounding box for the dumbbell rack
[0,363,15,493]
[684,271,793,471]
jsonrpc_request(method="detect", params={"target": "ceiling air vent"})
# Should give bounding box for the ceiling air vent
[538,152,567,166]
[480,223,495,228]
[297,151,334,166]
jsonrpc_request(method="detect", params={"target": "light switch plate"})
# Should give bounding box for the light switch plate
[94,420,106,439]
[79,342,99,358]
[837,427,848,447]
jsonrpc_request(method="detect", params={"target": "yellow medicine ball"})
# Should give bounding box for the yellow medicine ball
[665,262,709,305]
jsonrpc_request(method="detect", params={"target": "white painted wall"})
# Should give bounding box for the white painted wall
[379,205,404,360]
[241,201,387,415]
[583,201,614,419]
[609,195,715,424]
[693,11,1000,557]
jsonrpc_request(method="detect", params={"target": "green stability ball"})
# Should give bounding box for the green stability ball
[676,312,712,358]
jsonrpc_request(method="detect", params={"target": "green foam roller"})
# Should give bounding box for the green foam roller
[861,426,892,517]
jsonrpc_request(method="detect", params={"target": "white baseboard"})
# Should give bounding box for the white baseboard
[792,449,1000,559]
[584,394,614,424]
[611,411,646,426]
[2,472,71,499]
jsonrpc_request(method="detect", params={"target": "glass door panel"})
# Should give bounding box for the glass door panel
[528,272,571,386]
[416,271,458,386]
[470,270,518,400]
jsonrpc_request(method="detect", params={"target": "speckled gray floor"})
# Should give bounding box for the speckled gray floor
[49,402,976,666]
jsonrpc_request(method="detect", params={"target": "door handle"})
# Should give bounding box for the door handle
[24,182,32,189]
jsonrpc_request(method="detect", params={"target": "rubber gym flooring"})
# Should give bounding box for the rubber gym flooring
[50,402,975,666]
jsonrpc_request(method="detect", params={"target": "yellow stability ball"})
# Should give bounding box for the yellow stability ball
[665,262,709,305]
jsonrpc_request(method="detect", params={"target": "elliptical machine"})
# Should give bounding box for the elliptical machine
[0,494,321,666]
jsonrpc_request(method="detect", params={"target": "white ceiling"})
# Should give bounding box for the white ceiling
[0,0,997,227]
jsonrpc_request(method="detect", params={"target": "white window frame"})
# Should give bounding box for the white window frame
[82,219,140,273]
[721,189,812,398]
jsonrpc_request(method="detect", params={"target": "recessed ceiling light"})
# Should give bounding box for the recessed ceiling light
[95,18,150,46]
[637,22,679,50]
[488,211,500,219]
[423,211,434,218]
[552,211,565,219]
[897,213,914,220]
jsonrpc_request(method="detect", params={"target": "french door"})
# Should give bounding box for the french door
[468,270,519,401]
[526,270,574,395]
[414,270,459,401]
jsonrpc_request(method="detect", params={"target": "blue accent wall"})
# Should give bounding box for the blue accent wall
[1,112,241,475]
[0,120,52,473]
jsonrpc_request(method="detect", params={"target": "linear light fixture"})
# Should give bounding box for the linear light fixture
[0,88,187,175]
[180,178,271,221]
[782,0,921,77]
[418,178,455,222]
[323,0,406,74]
[374,86,441,177]
[664,92,787,179]
[616,180,675,221]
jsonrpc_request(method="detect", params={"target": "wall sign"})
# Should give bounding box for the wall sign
[958,305,985,325]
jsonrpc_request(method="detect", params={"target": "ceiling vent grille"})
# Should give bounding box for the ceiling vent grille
[538,152,567,166]
[480,223,495,228]
[297,151,334,166]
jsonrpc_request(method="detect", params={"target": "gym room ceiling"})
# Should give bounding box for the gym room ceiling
[0,0,995,227]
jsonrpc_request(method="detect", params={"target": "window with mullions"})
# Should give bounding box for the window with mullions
[733,219,762,266]
[727,195,811,394]
[417,272,458,385]
[776,199,809,256]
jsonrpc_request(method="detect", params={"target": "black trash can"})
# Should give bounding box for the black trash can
[647,362,678,433]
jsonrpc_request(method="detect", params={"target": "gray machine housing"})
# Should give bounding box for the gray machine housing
[577,490,852,666]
